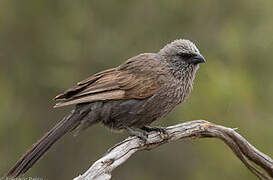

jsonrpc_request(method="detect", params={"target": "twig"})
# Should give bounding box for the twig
[73,120,273,180]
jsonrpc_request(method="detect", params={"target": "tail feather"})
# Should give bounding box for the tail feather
[6,108,84,177]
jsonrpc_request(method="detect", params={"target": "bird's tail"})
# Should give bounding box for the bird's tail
[6,108,84,177]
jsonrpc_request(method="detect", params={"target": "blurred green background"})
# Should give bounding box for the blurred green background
[1,0,273,179]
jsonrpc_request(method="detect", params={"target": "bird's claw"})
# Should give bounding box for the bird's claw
[141,126,169,140]
[124,126,148,142]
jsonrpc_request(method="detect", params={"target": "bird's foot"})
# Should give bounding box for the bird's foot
[141,126,169,139]
[124,126,148,142]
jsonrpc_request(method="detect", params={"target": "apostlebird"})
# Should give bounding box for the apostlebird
[7,39,205,177]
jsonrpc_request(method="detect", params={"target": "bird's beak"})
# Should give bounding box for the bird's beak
[190,54,206,64]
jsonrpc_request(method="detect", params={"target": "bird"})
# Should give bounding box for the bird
[6,39,205,177]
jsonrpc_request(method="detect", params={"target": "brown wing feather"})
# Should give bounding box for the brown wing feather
[77,68,116,86]
[54,68,117,100]
[54,53,167,108]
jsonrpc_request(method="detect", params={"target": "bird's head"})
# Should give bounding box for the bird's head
[159,39,205,70]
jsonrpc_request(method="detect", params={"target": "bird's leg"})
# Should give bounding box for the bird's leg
[141,126,169,139]
[124,126,148,142]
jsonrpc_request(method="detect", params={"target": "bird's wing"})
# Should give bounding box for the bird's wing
[54,53,167,108]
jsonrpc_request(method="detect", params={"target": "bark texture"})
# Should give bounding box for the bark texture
[73,120,273,180]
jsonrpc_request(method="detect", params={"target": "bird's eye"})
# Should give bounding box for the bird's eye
[178,53,194,59]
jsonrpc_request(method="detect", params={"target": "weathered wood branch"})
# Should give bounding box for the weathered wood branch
[73,120,273,180]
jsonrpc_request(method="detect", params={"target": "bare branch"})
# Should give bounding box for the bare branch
[73,120,273,180]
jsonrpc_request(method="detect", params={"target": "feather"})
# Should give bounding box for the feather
[54,90,125,108]
[54,53,166,107]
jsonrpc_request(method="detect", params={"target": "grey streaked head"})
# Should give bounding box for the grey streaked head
[159,39,205,66]
[158,39,205,96]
